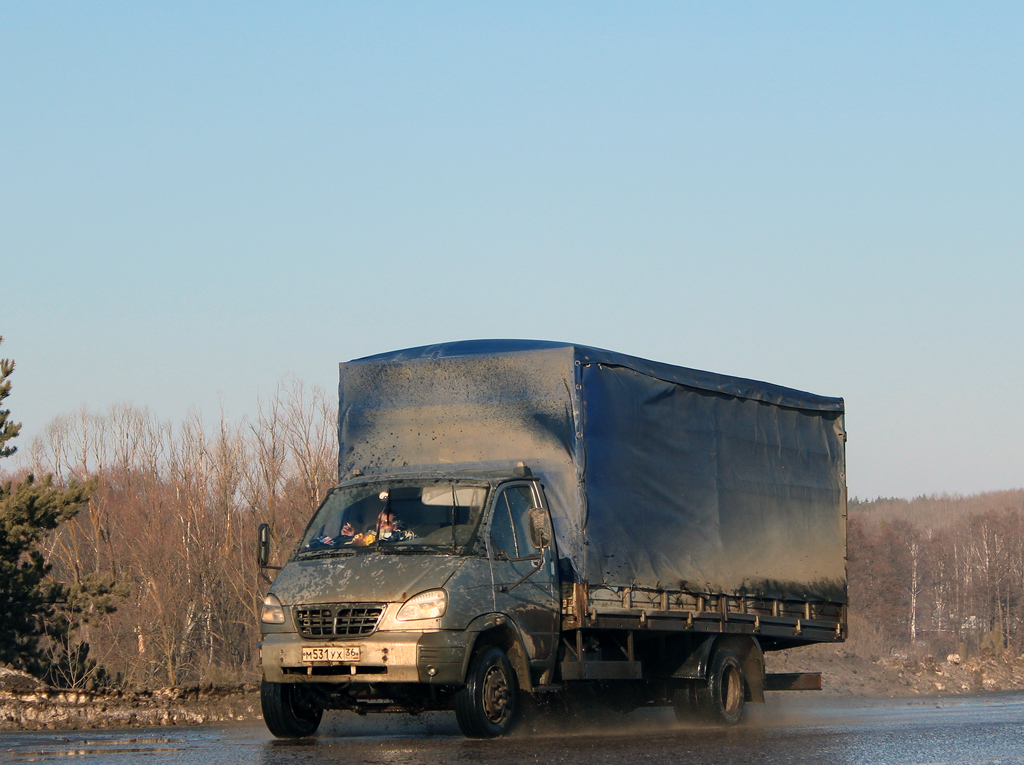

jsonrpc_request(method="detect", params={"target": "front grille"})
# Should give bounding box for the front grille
[295,603,385,639]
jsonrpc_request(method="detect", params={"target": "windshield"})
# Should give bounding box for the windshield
[297,480,488,556]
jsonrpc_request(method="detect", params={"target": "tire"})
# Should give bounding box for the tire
[454,645,519,738]
[261,679,323,738]
[688,649,746,726]
[671,682,701,724]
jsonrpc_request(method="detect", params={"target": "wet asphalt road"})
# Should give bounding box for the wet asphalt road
[2,693,1023,764]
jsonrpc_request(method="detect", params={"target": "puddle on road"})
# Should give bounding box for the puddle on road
[0,734,201,763]
[3,694,1024,764]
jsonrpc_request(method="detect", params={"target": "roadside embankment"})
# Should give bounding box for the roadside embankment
[767,643,1024,698]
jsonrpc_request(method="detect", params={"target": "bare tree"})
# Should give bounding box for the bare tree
[31,379,340,687]
[281,376,337,518]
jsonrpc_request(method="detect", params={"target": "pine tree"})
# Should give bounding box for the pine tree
[0,336,95,675]
[0,338,20,459]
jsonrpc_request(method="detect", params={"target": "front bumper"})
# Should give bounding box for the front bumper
[260,629,469,685]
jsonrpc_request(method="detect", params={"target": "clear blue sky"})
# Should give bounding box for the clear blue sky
[2,3,1022,500]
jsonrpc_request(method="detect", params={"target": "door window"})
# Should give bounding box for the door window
[490,485,538,558]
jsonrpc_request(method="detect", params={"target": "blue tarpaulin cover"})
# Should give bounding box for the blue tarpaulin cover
[339,340,847,602]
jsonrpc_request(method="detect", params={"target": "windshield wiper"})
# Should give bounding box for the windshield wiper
[374,546,442,555]
[298,549,356,561]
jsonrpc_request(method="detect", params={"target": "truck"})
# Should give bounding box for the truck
[256,340,847,738]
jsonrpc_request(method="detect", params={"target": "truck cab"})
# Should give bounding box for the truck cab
[258,465,559,738]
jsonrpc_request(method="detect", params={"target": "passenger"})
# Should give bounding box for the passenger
[339,519,365,545]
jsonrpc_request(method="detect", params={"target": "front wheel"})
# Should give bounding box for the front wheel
[261,679,323,738]
[454,645,519,738]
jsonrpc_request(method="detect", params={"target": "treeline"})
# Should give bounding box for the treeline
[850,490,1024,532]
[19,380,336,689]
[850,494,1024,658]
[10,387,1024,688]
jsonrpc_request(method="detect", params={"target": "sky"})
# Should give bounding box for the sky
[1,3,1022,500]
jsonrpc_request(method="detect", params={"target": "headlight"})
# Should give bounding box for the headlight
[261,593,286,624]
[396,589,448,621]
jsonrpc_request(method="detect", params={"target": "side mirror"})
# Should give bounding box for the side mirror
[257,523,271,568]
[527,507,550,549]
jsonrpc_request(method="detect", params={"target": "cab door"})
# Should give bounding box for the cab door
[487,482,559,665]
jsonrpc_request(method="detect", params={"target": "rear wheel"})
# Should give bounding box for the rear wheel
[454,646,519,738]
[261,679,323,738]
[673,649,746,726]
[699,649,746,725]
[671,683,701,724]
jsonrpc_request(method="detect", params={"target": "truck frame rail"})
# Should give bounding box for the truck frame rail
[562,583,846,644]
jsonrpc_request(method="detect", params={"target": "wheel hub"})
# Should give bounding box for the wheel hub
[722,665,742,716]
[481,665,510,723]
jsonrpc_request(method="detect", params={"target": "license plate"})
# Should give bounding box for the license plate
[301,645,360,663]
